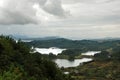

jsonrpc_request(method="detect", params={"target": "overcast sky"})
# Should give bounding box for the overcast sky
[0,0,120,39]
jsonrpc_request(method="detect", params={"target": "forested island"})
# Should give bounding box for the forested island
[0,36,120,80]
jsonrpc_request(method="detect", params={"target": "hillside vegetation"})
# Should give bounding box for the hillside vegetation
[27,38,120,59]
[26,38,120,50]
[0,36,70,80]
[62,47,120,80]
[0,36,120,80]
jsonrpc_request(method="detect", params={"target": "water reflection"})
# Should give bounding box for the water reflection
[54,58,92,68]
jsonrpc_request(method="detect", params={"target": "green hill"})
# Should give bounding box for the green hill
[26,38,120,50]
[0,35,69,80]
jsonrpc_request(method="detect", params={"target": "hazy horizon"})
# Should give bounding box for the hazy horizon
[0,0,120,39]
[4,34,120,40]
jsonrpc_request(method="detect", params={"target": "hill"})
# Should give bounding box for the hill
[26,38,120,51]
[0,35,70,80]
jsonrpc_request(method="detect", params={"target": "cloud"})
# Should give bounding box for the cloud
[0,0,120,39]
[43,0,69,17]
[0,0,69,25]
[0,7,37,25]
[62,0,116,4]
[1,23,120,40]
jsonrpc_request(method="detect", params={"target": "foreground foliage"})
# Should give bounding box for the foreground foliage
[0,36,70,80]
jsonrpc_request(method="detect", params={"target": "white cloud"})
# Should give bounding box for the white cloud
[63,0,120,16]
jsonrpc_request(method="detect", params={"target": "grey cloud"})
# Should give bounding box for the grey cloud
[43,0,69,17]
[0,7,37,25]
[62,0,117,4]
[61,0,81,4]
[0,0,120,39]
[0,0,68,25]
[0,23,120,40]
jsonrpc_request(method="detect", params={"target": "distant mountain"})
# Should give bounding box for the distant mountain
[7,34,29,39]
[7,35,60,41]
[25,37,120,52]
[26,37,120,41]
[23,36,60,41]
[4,34,120,41]
[91,37,120,42]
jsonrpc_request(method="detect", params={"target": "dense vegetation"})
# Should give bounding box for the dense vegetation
[0,36,70,80]
[62,46,120,80]
[0,36,120,80]
[26,38,120,59]
[26,38,120,50]
[66,61,120,80]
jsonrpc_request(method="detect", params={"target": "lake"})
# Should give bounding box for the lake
[34,48,101,68]
[54,58,93,68]
[34,47,66,55]
[81,51,101,56]
[53,51,101,68]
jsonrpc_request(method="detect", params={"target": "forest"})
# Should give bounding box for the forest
[0,35,120,80]
[26,38,120,50]
[63,47,120,80]
[0,36,71,80]
[26,38,120,59]
[24,37,120,80]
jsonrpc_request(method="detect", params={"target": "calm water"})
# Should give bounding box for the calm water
[81,51,101,56]
[54,58,93,68]
[54,51,101,68]
[34,48,100,68]
[34,47,66,55]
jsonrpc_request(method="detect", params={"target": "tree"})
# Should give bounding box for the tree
[94,51,110,61]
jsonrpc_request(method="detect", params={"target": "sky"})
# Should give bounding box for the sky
[0,0,120,39]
